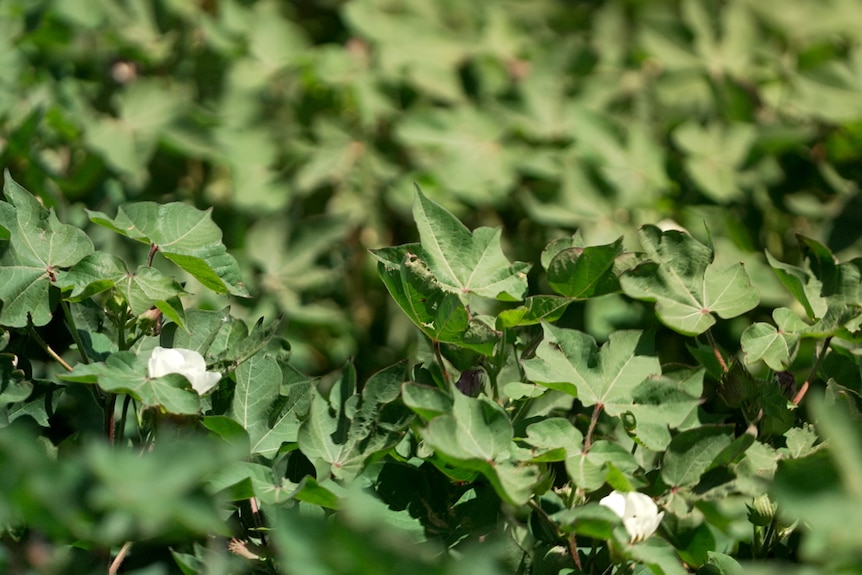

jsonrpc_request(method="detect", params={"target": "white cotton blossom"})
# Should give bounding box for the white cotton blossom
[148,346,221,396]
[599,490,664,543]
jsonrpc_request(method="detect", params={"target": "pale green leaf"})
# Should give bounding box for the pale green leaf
[523,324,661,410]
[413,187,530,301]
[88,202,248,297]
[620,226,759,335]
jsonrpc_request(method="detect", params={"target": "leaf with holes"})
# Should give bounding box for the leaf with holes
[620,225,759,335]
[370,245,497,355]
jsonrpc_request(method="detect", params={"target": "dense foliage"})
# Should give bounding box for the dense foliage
[2,0,862,573]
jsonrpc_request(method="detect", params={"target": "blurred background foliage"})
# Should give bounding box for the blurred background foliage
[3,0,862,379]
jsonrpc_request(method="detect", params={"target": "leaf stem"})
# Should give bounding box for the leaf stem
[527,499,582,569]
[105,394,117,443]
[433,340,451,389]
[117,394,133,445]
[792,335,832,405]
[27,321,73,372]
[147,243,159,267]
[109,541,132,575]
[566,533,583,571]
[583,403,603,453]
[61,299,89,364]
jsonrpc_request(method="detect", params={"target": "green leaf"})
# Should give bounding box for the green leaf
[420,389,538,505]
[553,503,620,539]
[412,186,530,301]
[229,352,286,458]
[298,362,411,481]
[765,236,862,325]
[626,537,688,575]
[771,396,862,566]
[370,245,497,355]
[0,353,32,425]
[522,417,584,461]
[87,202,249,297]
[564,440,639,492]
[764,250,823,320]
[60,351,201,414]
[620,226,759,335]
[620,369,705,451]
[0,171,94,326]
[55,253,187,329]
[546,237,625,298]
[54,252,128,301]
[522,324,661,411]
[661,425,736,488]
[496,295,571,328]
[673,122,756,203]
[401,381,453,420]
[741,308,802,370]
[397,107,518,203]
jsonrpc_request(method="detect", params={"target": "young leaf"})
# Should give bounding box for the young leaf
[620,225,759,335]
[0,172,94,327]
[412,187,530,301]
[740,308,804,371]
[546,237,625,298]
[87,202,249,297]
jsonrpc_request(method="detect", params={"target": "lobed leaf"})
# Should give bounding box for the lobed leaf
[412,186,530,301]
[620,225,759,335]
[88,202,249,297]
[0,172,94,326]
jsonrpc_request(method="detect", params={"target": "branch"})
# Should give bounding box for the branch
[27,321,73,372]
[583,403,603,454]
[108,541,132,575]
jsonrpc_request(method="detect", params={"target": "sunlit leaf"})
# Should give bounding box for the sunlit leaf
[412,187,530,301]
[88,202,248,297]
[621,225,759,335]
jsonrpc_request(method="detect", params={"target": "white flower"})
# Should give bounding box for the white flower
[148,346,221,396]
[599,490,664,543]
